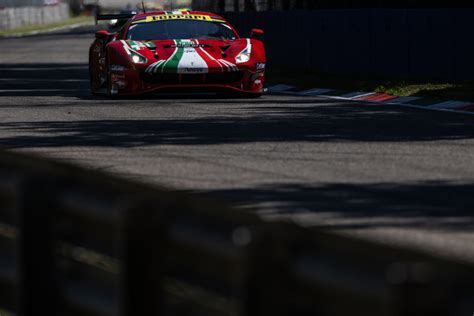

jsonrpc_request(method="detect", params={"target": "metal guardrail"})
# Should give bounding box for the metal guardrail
[0,150,474,316]
[223,9,474,81]
[191,0,474,12]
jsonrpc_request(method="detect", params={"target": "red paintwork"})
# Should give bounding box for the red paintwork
[89,11,266,97]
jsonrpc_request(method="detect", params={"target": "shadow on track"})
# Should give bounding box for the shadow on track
[187,181,474,232]
[1,62,474,236]
[0,63,91,97]
[0,103,473,148]
[1,61,473,147]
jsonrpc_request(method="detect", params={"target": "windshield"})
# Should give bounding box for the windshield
[127,20,238,41]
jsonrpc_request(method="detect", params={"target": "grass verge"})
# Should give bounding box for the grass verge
[267,67,474,102]
[0,15,94,37]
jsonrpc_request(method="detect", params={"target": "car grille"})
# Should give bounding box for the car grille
[141,71,244,85]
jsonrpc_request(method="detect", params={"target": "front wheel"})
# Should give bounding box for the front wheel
[89,58,100,96]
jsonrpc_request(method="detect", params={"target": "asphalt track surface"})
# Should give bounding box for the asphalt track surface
[1,27,474,262]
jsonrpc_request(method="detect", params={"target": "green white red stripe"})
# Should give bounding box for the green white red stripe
[145,39,238,74]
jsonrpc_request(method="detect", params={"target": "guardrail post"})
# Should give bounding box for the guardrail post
[121,199,162,316]
[51,180,162,316]
[0,170,24,315]
[19,175,56,316]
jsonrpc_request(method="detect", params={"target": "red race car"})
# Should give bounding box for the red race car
[89,10,266,97]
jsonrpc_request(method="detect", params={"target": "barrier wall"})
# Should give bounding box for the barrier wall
[224,9,474,81]
[192,0,474,12]
[1,151,474,315]
[0,3,69,30]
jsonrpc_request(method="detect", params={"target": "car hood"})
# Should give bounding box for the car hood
[121,38,250,74]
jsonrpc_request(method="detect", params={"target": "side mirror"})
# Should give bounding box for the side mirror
[250,28,264,40]
[95,30,110,40]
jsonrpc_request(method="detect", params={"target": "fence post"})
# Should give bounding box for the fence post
[18,175,57,316]
[0,171,24,314]
[122,199,163,316]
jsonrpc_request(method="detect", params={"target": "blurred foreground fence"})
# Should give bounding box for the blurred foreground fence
[1,151,474,315]
[224,9,474,81]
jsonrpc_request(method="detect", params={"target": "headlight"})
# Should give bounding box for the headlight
[235,40,252,64]
[123,44,148,64]
[130,50,147,64]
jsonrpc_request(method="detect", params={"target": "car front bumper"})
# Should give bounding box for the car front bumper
[110,66,265,96]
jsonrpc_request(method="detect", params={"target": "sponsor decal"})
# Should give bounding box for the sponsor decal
[111,65,126,72]
[172,43,208,48]
[256,62,266,70]
[93,44,101,52]
[111,73,126,81]
[133,14,224,24]
[183,68,204,73]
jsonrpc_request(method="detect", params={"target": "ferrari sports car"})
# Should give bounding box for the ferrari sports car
[89,10,266,97]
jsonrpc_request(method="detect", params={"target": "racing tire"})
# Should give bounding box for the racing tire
[89,58,100,96]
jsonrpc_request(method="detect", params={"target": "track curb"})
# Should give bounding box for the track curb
[268,84,474,115]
